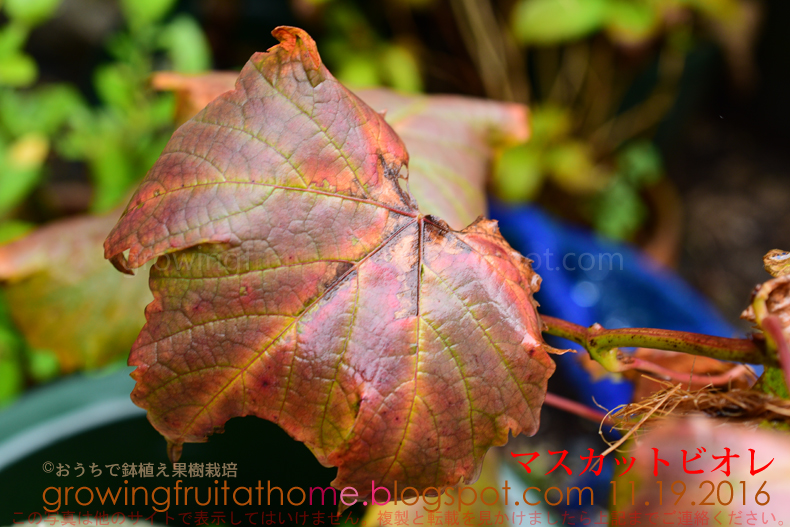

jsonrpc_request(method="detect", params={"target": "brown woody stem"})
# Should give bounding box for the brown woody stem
[541,315,776,369]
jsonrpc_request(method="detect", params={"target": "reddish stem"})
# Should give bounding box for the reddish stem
[761,315,790,389]
[543,392,613,426]
[624,357,753,387]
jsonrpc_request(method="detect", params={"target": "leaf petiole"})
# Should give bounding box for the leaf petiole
[540,315,776,369]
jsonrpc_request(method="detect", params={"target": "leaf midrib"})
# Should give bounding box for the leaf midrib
[164,216,421,443]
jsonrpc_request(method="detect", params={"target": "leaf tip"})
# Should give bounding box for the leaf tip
[105,245,135,275]
[466,215,500,235]
[167,441,183,463]
[541,343,575,355]
[270,26,325,87]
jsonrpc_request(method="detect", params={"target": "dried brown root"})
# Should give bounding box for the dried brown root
[603,377,790,449]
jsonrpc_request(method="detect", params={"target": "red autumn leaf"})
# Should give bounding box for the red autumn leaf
[358,89,528,230]
[151,71,239,127]
[105,26,555,495]
[0,213,151,372]
[151,74,529,229]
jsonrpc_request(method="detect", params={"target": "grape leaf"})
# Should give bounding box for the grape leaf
[0,213,151,372]
[105,26,555,495]
[152,74,529,229]
[356,89,528,229]
[151,71,238,127]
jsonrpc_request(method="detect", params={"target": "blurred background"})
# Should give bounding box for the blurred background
[0,0,789,521]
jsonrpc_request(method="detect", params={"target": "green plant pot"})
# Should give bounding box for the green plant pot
[0,367,357,524]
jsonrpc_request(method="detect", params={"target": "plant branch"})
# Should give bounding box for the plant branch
[541,315,776,369]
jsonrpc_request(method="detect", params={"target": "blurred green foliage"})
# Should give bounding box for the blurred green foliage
[512,0,740,45]
[593,140,663,238]
[319,2,423,93]
[0,291,24,405]
[491,0,756,240]
[513,0,612,45]
[0,0,210,218]
[0,0,211,405]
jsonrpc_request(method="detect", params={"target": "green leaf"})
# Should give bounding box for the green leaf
[618,141,663,186]
[0,52,37,87]
[512,0,610,45]
[754,366,790,399]
[159,15,211,74]
[334,53,381,88]
[0,165,41,217]
[93,64,137,111]
[0,353,23,406]
[493,142,545,203]
[545,140,608,193]
[0,220,34,244]
[3,0,61,26]
[0,84,85,137]
[27,348,60,382]
[605,0,659,44]
[380,44,423,93]
[592,178,646,239]
[88,140,134,213]
[119,0,177,29]
[529,104,572,143]
[0,293,23,406]
[0,23,29,56]
[0,133,49,215]
[0,329,23,407]
[58,93,175,213]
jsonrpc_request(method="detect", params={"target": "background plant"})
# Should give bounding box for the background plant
[0,0,210,403]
